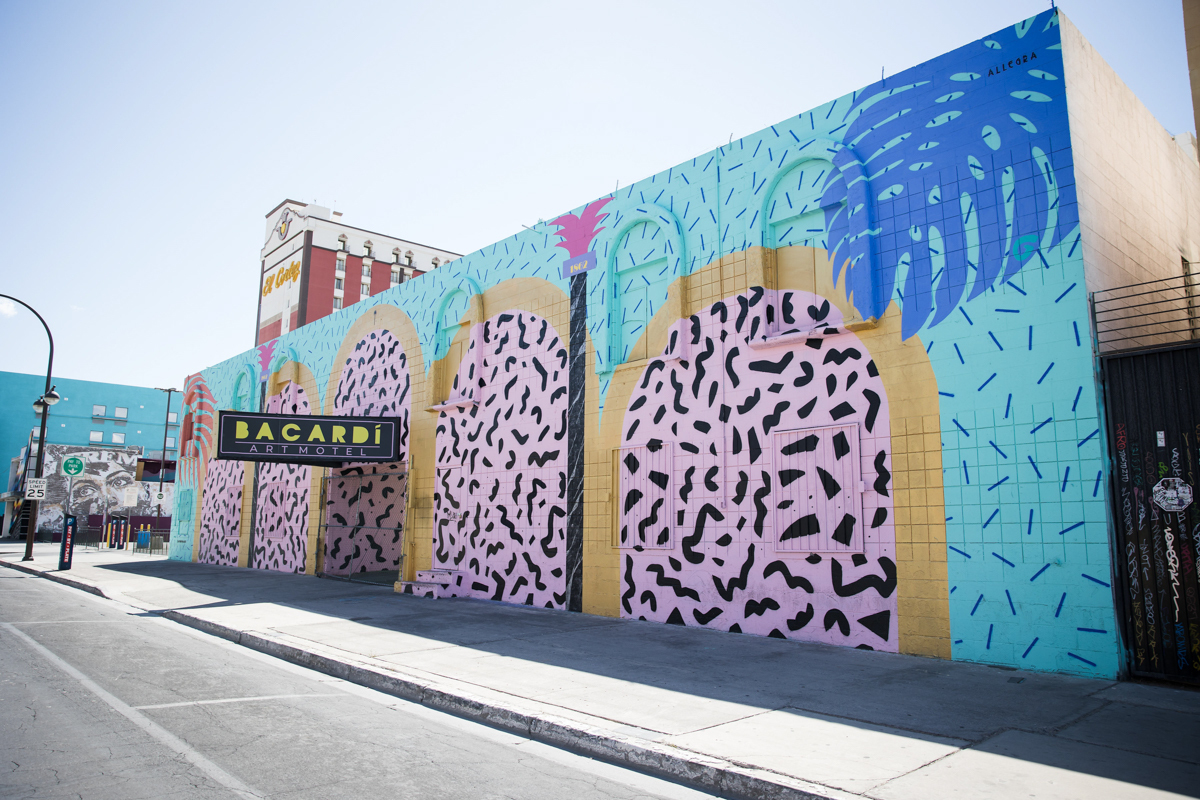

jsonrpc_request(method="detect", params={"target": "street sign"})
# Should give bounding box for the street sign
[61,456,84,477]
[154,490,167,504]
[122,486,139,507]
[24,478,47,500]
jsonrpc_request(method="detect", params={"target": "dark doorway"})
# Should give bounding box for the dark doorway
[1103,341,1200,683]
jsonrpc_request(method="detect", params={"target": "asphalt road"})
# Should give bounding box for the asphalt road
[0,568,719,800]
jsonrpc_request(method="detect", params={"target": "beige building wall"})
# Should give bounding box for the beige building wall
[1187,0,1200,142]
[1060,11,1200,343]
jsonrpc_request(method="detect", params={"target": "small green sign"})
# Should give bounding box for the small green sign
[62,456,85,477]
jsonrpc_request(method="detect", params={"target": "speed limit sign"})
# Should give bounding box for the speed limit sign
[24,478,48,500]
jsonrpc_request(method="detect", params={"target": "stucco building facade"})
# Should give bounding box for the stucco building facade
[171,10,1200,682]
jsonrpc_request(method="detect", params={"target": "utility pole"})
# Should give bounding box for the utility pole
[2,294,59,561]
[154,388,178,537]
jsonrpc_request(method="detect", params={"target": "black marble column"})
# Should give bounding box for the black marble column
[565,272,586,612]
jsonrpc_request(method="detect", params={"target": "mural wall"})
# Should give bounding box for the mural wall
[619,289,898,647]
[324,329,413,577]
[36,445,175,534]
[434,311,570,607]
[172,10,1125,678]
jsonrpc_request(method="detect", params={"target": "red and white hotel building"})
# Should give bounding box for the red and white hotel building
[256,200,460,345]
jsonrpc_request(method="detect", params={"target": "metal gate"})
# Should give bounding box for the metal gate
[318,466,409,585]
[1103,342,1200,683]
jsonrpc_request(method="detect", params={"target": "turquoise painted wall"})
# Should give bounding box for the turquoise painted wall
[0,371,180,467]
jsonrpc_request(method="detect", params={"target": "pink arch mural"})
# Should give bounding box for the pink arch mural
[325,329,412,576]
[433,311,569,607]
[253,381,312,573]
[619,288,898,650]
[197,459,243,566]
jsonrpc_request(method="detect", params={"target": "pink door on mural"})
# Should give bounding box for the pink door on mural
[773,424,864,554]
[434,467,465,565]
[616,442,674,550]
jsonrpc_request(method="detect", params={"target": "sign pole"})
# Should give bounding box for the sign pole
[154,388,177,536]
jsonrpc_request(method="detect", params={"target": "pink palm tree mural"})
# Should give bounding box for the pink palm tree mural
[549,197,612,613]
[550,197,612,263]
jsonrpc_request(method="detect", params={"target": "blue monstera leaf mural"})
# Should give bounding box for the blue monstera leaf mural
[820,11,1072,339]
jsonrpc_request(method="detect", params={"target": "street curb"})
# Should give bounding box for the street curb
[3,558,851,800]
[159,608,849,800]
[0,559,107,598]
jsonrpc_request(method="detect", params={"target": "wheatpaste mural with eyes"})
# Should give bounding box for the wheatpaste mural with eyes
[35,445,174,534]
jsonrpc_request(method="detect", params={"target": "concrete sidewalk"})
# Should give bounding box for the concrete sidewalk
[2,543,1197,800]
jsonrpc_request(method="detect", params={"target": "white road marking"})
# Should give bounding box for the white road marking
[136,693,342,710]
[17,573,721,799]
[2,622,265,800]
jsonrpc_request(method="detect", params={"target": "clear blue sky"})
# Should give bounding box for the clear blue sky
[0,0,1190,391]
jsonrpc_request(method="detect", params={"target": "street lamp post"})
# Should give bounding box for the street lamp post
[2,294,59,561]
[154,388,178,537]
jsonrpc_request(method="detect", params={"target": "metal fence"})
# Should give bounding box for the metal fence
[133,533,166,555]
[1092,271,1200,354]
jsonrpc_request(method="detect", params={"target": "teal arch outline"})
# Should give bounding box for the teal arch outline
[600,206,685,372]
[761,155,842,248]
[231,366,255,411]
[433,275,483,359]
[757,140,877,309]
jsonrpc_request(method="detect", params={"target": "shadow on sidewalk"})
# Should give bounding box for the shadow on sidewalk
[85,558,1199,797]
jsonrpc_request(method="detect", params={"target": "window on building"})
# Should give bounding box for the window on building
[333,297,343,310]
[364,241,373,257]
[89,430,103,443]
[405,251,414,266]
[166,437,176,449]
[112,432,126,444]
[361,281,372,297]
[336,255,346,272]
[362,262,371,279]
[114,406,128,419]
[338,235,348,251]
[431,257,440,267]
[391,268,402,286]
[393,248,402,263]
[335,277,344,290]
[167,411,178,423]
[92,404,105,417]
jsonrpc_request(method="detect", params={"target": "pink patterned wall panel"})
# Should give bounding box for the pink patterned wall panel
[253,382,312,573]
[325,329,411,575]
[197,458,243,566]
[434,311,568,607]
[619,289,898,650]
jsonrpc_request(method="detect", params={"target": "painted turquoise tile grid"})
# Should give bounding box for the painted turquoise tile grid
[932,232,1117,678]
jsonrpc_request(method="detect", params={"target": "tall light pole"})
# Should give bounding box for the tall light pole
[2,294,59,561]
[154,388,178,536]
